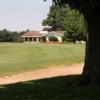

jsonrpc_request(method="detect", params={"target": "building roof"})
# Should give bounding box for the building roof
[49,31,65,34]
[21,31,65,37]
[44,31,65,37]
[21,31,43,37]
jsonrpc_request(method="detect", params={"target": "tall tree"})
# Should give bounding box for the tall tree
[45,0,100,85]
[42,5,66,31]
[63,8,86,43]
[43,5,86,42]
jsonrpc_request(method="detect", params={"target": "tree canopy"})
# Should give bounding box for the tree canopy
[63,7,86,42]
[45,0,100,19]
[42,5,86,42]
[42,5,67,31]
[0,29,25,42]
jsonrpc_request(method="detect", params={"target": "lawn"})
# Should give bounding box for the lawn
[0,75,100,100]
[1,43,98,100]
[0,43,85,76]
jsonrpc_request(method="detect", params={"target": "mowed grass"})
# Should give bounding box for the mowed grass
[0,43,85,76]
[0,75,100,100]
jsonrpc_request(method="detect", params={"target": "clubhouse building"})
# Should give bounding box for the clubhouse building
[21,31,64,43]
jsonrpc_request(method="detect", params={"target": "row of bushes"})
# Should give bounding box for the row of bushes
[0,29,26,42]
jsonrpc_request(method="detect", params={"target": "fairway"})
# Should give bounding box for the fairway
[0,43,85,76]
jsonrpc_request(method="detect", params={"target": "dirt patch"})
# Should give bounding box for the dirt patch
[0,63,84,85]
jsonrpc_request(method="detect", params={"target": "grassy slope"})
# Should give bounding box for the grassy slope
[0,43,85,76]
[0,75,100,100]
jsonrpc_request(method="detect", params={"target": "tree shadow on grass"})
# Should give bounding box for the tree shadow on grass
[0,75,100,100]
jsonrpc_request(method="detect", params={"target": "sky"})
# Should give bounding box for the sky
[0,0,52,31]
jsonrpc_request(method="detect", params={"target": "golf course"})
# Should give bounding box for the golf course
[0,43,85,76]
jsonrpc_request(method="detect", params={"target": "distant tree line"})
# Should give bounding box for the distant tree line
[0,29,26,42]
[42,5,87,43]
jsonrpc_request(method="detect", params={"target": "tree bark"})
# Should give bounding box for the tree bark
[81,15,100,85]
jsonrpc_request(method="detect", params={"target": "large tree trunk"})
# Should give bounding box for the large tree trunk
[81,15,100,85]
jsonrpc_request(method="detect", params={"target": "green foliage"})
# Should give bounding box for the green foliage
[63,8,87,42]
[50,0,100,20]
[51,0,98,10]
[49,36,58,42]
[42,5,66,31]
[42,5,87,42]
[0,29,10,42]
[0,29,25,42]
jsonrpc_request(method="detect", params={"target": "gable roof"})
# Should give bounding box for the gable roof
[21,31,43,37]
